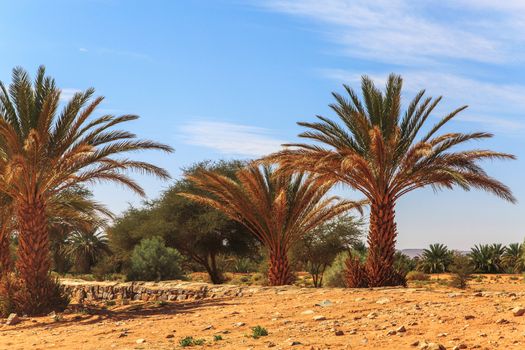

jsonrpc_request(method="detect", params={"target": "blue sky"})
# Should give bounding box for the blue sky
[1,0,524,249]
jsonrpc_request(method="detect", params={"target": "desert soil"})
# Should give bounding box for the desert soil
[1,276,525,350]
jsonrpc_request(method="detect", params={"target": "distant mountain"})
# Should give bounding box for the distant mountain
[400,249,424,258]
[400,248,469,258]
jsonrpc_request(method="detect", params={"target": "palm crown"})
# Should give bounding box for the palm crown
[0,66,172,201]
[270,74,515,202]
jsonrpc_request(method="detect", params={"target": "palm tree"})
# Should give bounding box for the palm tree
[266,74,515,287]
[0,66,172,313]
[418,243,452,274]
[181,164,364,286]
[469,244,505,273]
[65,229,110,273]
[502,243,525,273]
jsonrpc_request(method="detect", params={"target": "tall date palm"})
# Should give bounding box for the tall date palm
[0,66,172,313]
[266,74,515,287]
[181,164,363,286]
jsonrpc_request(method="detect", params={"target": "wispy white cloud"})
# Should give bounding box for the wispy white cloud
[75,46,151,61]
[60,88,81,101]
[179,121,286,157]
[261,0,525,65]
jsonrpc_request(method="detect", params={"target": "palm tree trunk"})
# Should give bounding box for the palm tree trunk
[365,196,402,287]
[268,247,293,286]
[0,224,12,274]
[15,196,52,310]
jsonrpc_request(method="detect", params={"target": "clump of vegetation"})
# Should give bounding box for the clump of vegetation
[469,244,506,273]
[292,216,363,287]
[179,336,205,347]
[324,252,349,287]
[251,325,268,339]
[0,273,69,317]
[213,335,223,341]
[502,243,524,273]
[418,244,453,273]
[406,271,430,281]
[393,251,417,277]
[449,253,473,289]
[127,237,185,281]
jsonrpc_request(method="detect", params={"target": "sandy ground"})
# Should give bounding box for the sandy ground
[1,275,525,350]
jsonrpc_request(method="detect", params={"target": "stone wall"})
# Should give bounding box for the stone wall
[61,279,263,303]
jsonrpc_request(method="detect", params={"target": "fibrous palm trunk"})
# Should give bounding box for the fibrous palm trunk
[268,247,294,286]
[0,207,13,274]
[0,225,11,274]
[365,196,402,287]
[15,196,53,311]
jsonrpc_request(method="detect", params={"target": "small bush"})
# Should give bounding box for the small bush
[179,337,194,347]
[179,336,205,346]
[324,252,349,287]
[127,237,185,281]
[213,335,223,341]
[449,253,473,289]
[406,271,430,281]
[251,325,268,339]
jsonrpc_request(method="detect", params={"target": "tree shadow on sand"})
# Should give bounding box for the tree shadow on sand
[0,297,234,332]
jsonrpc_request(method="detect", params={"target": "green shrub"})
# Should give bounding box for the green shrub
[406,271,430,281]
[324,252,349,287]
[179,337,194,347]
[449,253,473,289]
[213,335,223,341]
[127,237,185,281]
[251,325,268,339]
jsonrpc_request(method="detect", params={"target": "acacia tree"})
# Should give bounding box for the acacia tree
[266,74,515,287]
[182,164,363,286]
[292,215,362,287]
[157,160,257,284]
[108,160,257,284]
[0,66,172,314]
